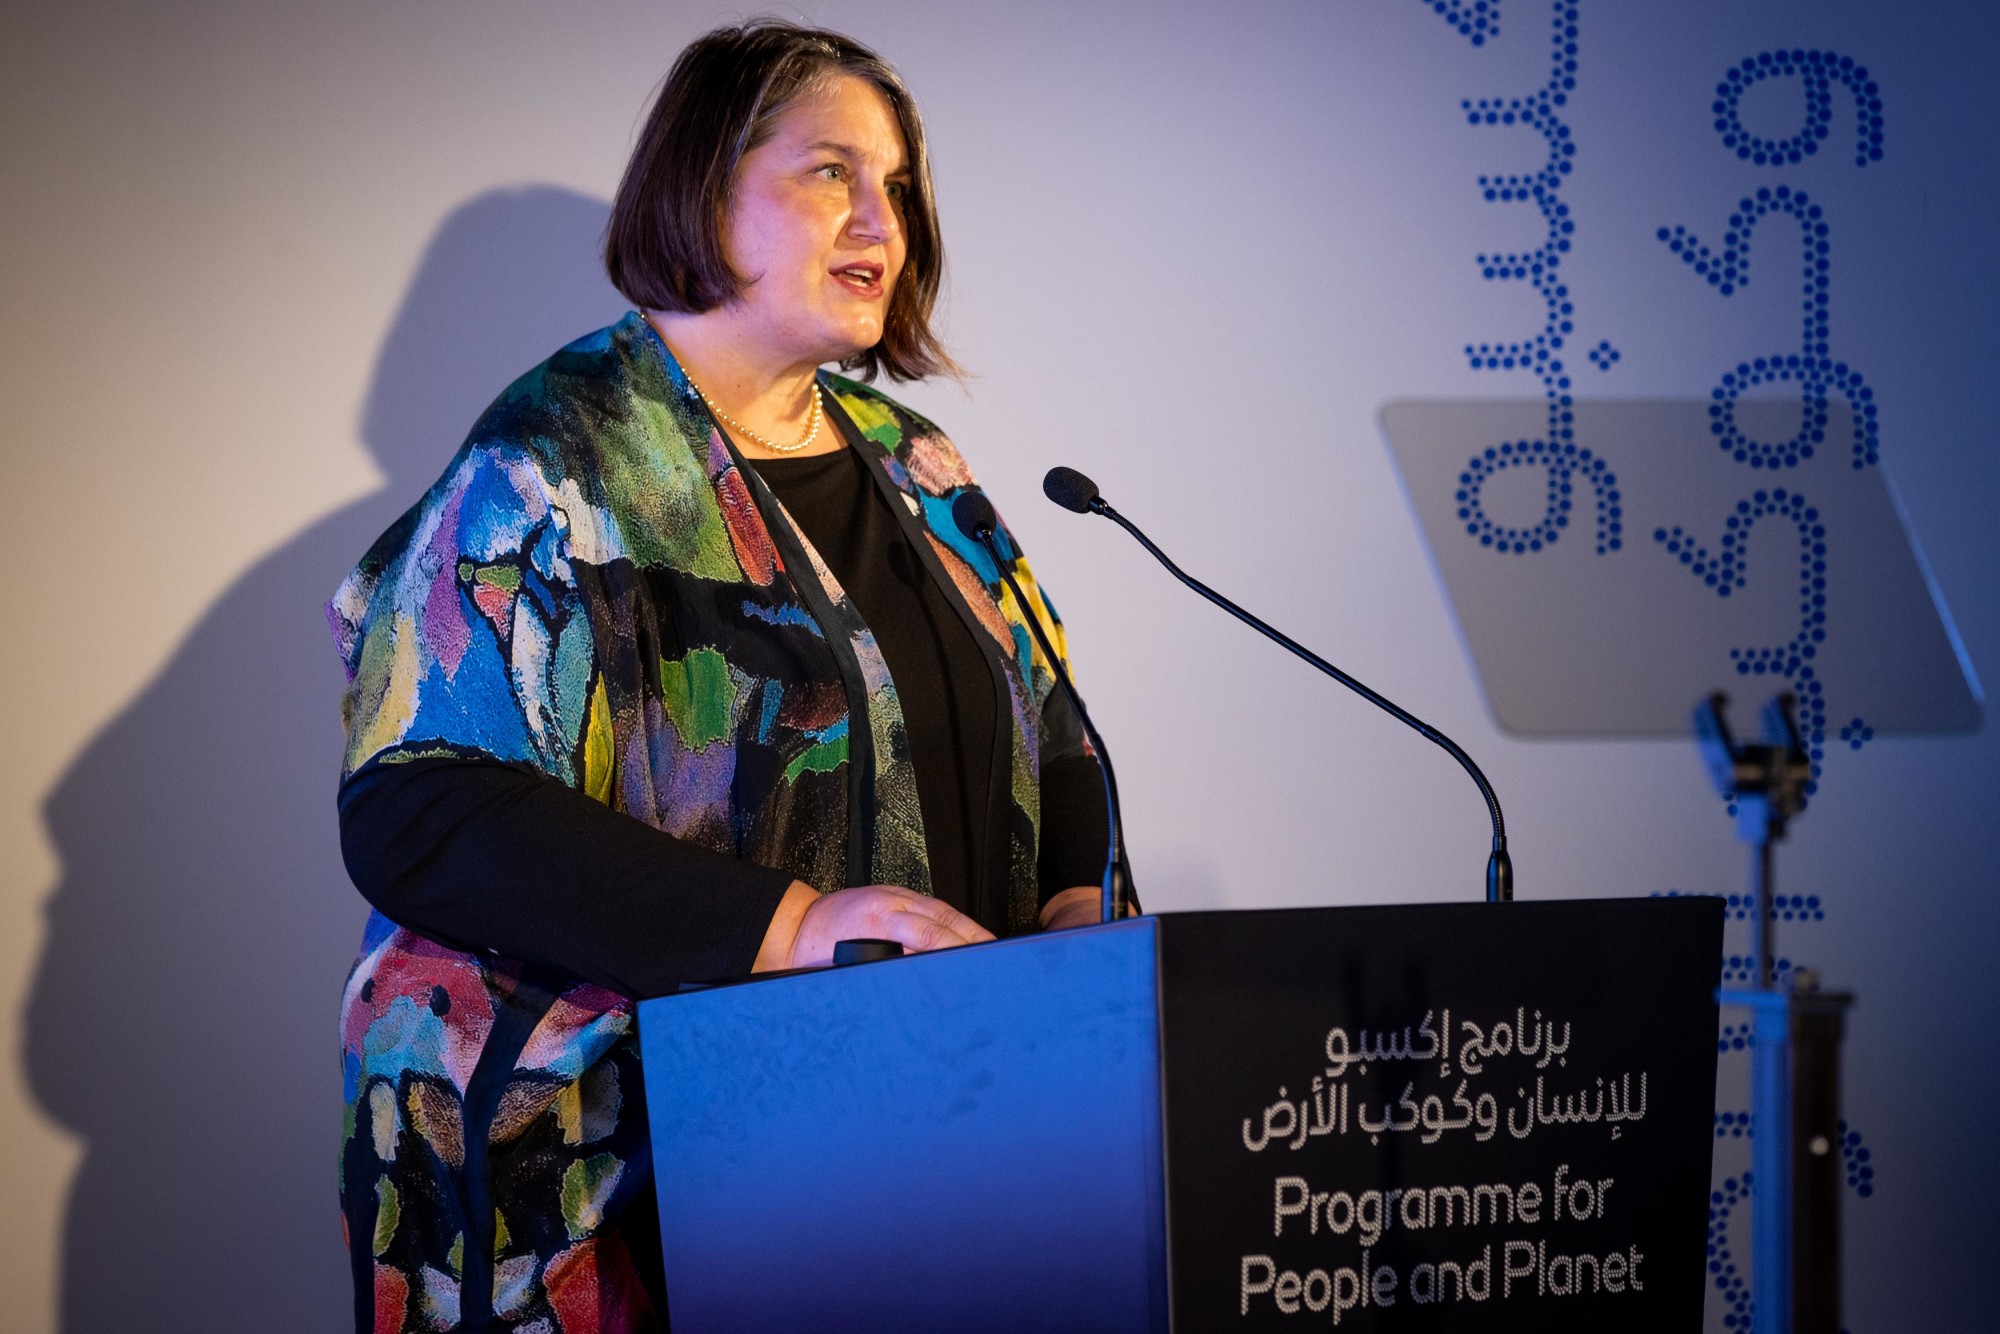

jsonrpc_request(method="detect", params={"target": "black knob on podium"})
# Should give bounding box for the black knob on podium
[832,938,904,966]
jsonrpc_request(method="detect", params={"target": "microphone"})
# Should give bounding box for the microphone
[1043,466,1100,513]
[1041,468,1513,904]
[952,490,1133,925]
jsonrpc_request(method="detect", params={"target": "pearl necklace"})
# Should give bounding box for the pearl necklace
[688,376,825,455]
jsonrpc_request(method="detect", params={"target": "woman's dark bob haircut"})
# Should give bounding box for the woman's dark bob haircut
[605,21,957,382]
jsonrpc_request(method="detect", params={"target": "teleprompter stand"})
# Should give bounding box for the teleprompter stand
[638,898,1722,1332]
[1698,693,1852,1334]
[1380,400,1969,1334]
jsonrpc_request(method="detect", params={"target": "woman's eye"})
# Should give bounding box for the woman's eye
[817,163,844,181]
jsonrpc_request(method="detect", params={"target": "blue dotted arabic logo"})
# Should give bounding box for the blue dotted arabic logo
[1426,0,1501,45]
[1655,486,1832,797]
[1652,47,1890,806]
[1442,1,1625,558]
[1658,186,1879,470]
[1663,40,1886,1329]
[1425,14,1883,1327]
[1715,51,1885,168]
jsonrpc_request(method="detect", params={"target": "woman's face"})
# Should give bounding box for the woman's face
[723,74,912,368]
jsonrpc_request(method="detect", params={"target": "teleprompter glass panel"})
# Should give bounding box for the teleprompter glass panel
[1380,399,1979,737]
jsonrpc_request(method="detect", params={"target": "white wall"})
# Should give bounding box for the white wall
[2,1,1992,1328]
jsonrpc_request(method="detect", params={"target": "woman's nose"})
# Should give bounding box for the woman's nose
[847,180,901,244]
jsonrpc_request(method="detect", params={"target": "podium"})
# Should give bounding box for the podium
[636,898,1722,1331]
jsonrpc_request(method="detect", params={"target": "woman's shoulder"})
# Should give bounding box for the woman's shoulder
[467,312,680,464]
[427,311,716,538]
[331,315,686,651]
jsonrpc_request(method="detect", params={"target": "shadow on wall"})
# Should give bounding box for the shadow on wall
[23,185,623,1331]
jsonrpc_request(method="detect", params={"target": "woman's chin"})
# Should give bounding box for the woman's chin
[820,331,884,365]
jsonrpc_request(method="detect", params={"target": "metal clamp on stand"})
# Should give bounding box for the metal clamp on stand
[1696,693,1853,1334]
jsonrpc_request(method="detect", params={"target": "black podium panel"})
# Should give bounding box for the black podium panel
[1158,898,1722,1331]
[637,898,1721,1331]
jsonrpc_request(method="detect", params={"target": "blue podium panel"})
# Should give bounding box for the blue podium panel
[637,918,1169,1333]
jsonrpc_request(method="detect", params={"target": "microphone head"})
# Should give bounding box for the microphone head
[951,489,998,541]
[1043,466,1101,514]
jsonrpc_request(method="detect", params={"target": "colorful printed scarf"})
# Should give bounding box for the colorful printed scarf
[329,312,1080,1331]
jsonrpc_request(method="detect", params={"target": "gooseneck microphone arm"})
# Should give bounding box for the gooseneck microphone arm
[953,491,1132,925]
[1042,466,1512,904]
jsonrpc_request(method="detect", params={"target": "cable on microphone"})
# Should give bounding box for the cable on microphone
[1042,467,1512,903]
[951,489,1132,924]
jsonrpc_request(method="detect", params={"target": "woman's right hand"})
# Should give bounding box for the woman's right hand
[753,882,994,972]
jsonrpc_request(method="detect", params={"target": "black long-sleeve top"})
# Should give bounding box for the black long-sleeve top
[339,443,1109,998]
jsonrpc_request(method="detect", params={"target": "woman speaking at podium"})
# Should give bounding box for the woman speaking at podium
[326,21,1111,1331]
